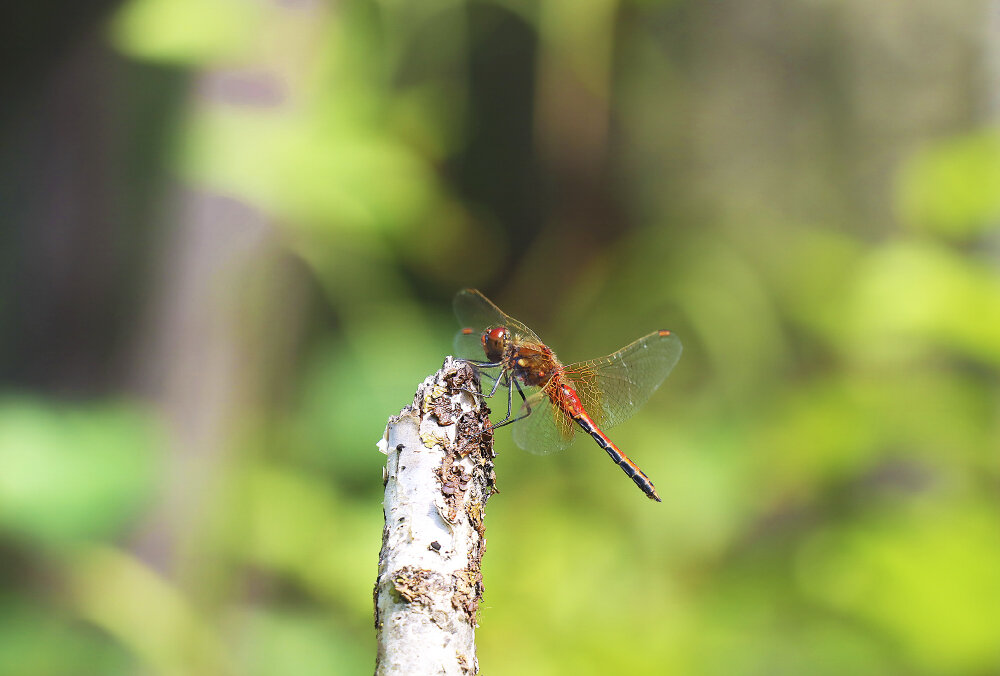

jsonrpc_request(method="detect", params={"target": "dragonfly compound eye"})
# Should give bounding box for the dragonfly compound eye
[482,326,509,361]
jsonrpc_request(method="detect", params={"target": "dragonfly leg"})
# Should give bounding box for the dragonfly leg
[454,359,505,399]
[491,378,533,429]
[456,358,504,368]
[489,374,516,426]
[486,369,508,398]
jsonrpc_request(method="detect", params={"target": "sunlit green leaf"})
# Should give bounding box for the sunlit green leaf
[848,241,1000,365]
[110,0,261,64]
[896,128,1000,238]
[0,398,157,545]
[0,597,134,676]
[69,547,225,674]
[232,608,371,676]
[798,499,1000,673]
[179,107,439,234]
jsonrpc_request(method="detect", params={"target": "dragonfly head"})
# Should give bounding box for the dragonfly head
[482,326,509,362]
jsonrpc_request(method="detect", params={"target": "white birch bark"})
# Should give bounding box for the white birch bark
[374,357,495,676]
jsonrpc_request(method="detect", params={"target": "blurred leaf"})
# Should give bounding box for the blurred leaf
[0,398,157,545]
[241,464,338,574]
[292,307,445,477]
[239,464,382,617]
[110,0,261,64]
[896,129,1000,238]
[0,596,133,676]
[673,240,789,397]
[272,122,439,232]
[847,241,1000,365]
[178,108,286,212]
[180,107,440,234]
[482,503,691,675]
[755,376,881,494]
[538,0,617,93]
[68,547,225,675]
[692,601,893,676]
[798,499,1000,673]
[745,222,863,338]
[232,608,371,676]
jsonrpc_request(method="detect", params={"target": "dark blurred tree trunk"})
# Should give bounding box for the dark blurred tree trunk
[1,0,126,116]
[124,1,316,594]
[0,32,186,394]
[0,0,312,600]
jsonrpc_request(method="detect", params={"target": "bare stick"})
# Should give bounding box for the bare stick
[374,358,495,676]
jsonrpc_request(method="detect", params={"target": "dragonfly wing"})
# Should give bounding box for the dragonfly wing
[453,289,544,345]
[565,330,682,430]
[510,388,576,455]
[453,327,488,361]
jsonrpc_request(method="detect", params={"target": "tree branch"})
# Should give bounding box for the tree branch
[374,358,495,676]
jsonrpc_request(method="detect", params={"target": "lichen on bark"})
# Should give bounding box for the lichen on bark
[374,358,495,676]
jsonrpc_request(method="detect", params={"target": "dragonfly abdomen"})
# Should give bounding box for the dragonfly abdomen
[555,381,662,502]
[579,418,662,502]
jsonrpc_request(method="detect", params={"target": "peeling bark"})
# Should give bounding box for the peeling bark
[374,358,496,676]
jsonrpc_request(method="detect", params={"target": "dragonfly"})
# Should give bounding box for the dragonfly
[453,288,682,501]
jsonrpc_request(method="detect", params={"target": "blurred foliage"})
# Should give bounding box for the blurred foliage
[897,129,1000,238]
[0,399,156,545]
[2,0,999,674]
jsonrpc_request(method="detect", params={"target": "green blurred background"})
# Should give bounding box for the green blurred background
[2,0,999,674]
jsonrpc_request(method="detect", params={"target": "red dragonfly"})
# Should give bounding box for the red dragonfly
[454,289,682,501]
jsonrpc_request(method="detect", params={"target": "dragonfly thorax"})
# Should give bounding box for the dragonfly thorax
[481,325,560,386]
[508,344,560,387]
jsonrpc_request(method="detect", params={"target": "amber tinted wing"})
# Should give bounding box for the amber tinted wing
[510,381,577,455]
[453,289,545,360]
[563,330,682,430]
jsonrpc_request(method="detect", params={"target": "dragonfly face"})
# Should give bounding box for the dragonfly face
[482,326,509,363]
